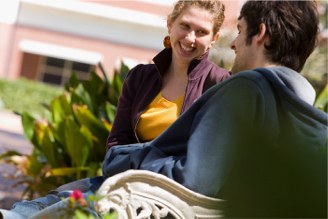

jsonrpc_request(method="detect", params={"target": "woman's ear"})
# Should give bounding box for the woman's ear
[210,33,219,48]
[167,16,172,34]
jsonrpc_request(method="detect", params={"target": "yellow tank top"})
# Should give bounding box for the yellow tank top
[136,92,184,142]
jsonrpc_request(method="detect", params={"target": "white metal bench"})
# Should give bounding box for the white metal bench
[30,170,224,219]
[95,170,225,219]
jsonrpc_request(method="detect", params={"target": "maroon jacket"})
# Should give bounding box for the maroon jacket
[106,48,230,149]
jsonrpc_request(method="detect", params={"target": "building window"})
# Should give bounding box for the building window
[38,56,95,86]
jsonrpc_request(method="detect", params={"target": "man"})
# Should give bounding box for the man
[102,1,326,217]
[1,1,326,218]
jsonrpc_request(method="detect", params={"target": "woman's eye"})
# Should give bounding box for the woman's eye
[197,30,206,35]
[180,23,189,29]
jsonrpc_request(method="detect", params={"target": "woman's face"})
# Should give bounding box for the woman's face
[168,5,219,65]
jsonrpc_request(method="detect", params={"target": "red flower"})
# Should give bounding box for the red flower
[70,190,84,201]
[68,190,87,208]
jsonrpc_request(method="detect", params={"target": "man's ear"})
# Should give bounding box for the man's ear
[255,23,267,43]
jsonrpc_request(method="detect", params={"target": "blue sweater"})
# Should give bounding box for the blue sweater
[103,66,327,217]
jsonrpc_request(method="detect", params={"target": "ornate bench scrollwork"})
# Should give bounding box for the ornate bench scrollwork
[95,170,225,219]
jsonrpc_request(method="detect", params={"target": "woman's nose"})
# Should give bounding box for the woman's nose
[185,31,196,43]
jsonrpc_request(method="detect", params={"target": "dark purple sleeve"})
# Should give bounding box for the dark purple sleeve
[106,66,141,150]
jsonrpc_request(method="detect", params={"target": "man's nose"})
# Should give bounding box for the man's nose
[230,39,236,50]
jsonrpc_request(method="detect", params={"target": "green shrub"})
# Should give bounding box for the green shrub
[0,63,129,198]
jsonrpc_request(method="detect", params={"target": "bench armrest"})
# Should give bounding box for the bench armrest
[95,169,225,219]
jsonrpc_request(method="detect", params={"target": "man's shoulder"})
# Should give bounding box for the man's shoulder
[227,69,269,87]
[229,67,293,86]
[233,69,266,79]
[202,69,270,99]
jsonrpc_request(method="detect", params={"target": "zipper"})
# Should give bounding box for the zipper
[133,86,160,143]
[180,79,190,114]
[133,111,143,143]
[133,64,164,141]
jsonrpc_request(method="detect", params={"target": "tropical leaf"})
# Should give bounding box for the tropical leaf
[315,84,328,113]
[62,117,92,167]
[39,126,59,167]
[73,105,109,140]
[47,167,91,177]
[50,93,72,124]
[71,84,94,112]
[0,150,23,160]
[65,72,80,91]
[104,102,116,123]
[21,112,36,143]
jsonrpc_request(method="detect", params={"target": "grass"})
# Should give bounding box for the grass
[0,77,63,117]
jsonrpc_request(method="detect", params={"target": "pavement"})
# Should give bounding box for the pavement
[0,110,33,209]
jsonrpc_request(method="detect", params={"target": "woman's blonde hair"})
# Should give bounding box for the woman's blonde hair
[168,0,225,34]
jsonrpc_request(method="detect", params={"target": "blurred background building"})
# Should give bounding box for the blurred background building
[0,0,243,86]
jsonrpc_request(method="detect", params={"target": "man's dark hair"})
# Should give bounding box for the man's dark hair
[239,0,319,72]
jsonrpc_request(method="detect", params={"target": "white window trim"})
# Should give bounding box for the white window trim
[136,0,176,7]
[20,0,167,28]
[20,39,103,65]
[0,0,20,24]
[17,0,167,50]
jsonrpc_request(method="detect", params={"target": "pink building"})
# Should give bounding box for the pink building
[0,0,242,86]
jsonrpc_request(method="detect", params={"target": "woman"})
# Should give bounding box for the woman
[0,1,229,218]
[107,0,230,149]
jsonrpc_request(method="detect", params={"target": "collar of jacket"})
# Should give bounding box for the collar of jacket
[152,48,210,80]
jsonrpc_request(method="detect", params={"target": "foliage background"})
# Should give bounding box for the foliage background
[0,1,326,199]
